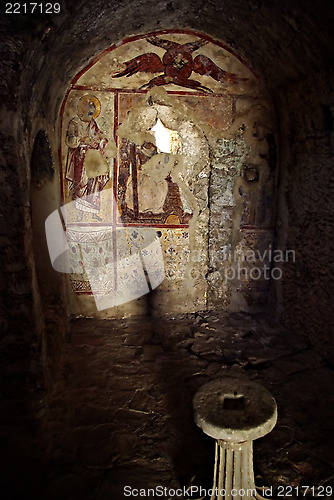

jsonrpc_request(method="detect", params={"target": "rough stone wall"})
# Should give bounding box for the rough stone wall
[0,23,69,401]
[0,43,46,409]
[275,70,334,363]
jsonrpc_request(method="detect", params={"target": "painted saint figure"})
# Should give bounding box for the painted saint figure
[65,95,109,221]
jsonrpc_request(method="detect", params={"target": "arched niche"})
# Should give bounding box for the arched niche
[30,129,66,323]
[58,30,277,318]
[30,129,57,297]
[30,128,71,384]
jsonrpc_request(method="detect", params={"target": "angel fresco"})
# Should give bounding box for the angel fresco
[65,95,110,221]
[113,36,247,92]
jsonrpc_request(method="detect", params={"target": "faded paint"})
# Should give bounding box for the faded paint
[59,30,277,317]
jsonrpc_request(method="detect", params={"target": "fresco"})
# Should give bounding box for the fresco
[65,95,110,222]
[111,35,248,92]
[59,30,275,313]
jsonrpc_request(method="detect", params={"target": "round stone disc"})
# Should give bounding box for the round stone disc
[193,378,277,442]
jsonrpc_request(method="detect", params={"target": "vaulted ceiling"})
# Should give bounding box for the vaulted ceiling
[1,0,334,125]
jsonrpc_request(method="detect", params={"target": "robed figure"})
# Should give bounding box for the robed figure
[65,95,109,221]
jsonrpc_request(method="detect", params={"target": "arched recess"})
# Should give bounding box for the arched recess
[57,30,277,318]
[30,129,69,383]
[30,129,57,299]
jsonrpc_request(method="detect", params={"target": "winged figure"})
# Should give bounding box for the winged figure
[112,36,248,92]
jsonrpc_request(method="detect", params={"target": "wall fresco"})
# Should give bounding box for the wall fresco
[59,30,276,315]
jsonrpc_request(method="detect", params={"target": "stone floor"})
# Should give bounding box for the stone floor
[2,311,334,499]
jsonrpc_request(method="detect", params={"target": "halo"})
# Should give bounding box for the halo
[78,94,101,118]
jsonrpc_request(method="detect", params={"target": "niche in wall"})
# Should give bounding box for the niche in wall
[30,129,68,315]
[31,129,57,300]
[58,30,277,317]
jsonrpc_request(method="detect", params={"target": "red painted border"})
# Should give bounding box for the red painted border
[73,85,247,99]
